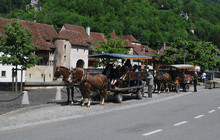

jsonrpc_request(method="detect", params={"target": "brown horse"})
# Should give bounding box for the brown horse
[53,66,74,105]
[69,67,108,107]
[154,71,172,94]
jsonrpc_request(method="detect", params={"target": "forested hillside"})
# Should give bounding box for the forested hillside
[1,0,220,49]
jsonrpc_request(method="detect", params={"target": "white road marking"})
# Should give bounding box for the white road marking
[218,107,220,109]
[194,115,204,119]
[173,121,188,126]
[208,110,215,113]
[143,129,163,136]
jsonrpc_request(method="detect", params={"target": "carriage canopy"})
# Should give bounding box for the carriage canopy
[171,64,196,69]
[88,53,153,60]
[158,64,196,70]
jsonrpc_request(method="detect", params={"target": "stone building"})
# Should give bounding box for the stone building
[0,18,57,82]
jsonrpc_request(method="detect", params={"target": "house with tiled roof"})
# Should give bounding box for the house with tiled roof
[0,18,57,83]
[54,24,107,69]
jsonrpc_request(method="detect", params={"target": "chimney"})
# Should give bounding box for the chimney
[141,46,145,53]
[33,17,36,23]
[86,26,90,36]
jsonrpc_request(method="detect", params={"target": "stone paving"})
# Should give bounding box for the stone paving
[0,85,207,131]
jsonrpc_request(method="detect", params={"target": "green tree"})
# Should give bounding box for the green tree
[93,37,129,66]
[158,40,220,71]
[0,19,41,91]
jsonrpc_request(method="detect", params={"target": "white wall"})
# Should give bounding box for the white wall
[70,45,88,68]
[25,66,53,82]
[0,64,25,82]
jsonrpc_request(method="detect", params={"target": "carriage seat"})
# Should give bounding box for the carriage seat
[124,72,147,81]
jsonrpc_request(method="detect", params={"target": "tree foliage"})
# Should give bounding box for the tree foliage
[92,37,129,66]
[157,40,220,71]
[0,19,41,68]
[0,0,220,50]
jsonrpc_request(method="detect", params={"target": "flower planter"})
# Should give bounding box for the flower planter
[205,83,213,89]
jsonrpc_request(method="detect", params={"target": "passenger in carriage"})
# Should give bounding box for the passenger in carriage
[110,66,129,89]
[102,64,115,90]
[138,65,143,72]
[132,64,138,72]
[111,65,123,86]
[102,64,114,79]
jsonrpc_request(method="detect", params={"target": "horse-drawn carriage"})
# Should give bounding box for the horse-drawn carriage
[88,53,153,103]
[155,64,196,93]
[53,53,153,106]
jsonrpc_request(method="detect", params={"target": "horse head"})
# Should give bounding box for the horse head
[53,66,61,80]
[53,66,70,82]
[69,68,84,83]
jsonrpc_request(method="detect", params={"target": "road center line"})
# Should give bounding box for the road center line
[173,121,188,126]
[143,129,163,136]
[208,110,215,113]
[194,115,204,119]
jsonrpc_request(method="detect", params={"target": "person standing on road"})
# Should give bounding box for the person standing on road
[193,71,198,92]
[201,72,206,85]
[147,72,154,98]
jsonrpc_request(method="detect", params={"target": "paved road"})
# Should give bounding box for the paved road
[0,88,82,115]
[0,86,219,140]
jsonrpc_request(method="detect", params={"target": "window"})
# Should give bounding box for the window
[29,74,32,78]
[49,74,51,78]
[1,71,6,77]
[64,55,66,61]
[64,45,66,50]
[41,74,44,78]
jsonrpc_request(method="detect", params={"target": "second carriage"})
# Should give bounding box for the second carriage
[156,64,196,93]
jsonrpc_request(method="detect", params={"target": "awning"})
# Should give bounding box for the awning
[88,53,153,60]
[158,64,196,69]
[171,64,196,69]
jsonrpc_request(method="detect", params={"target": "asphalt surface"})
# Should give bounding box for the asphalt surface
[0,86,219,140]
[0,87,82,115]
[0,85,208,115]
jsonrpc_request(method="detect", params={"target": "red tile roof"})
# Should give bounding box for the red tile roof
[63,24,93,42]
[90,32,107,42]
[57,30,89,47]
[119,35,140,43]
[0,18,57,51]
[124,39,134,48]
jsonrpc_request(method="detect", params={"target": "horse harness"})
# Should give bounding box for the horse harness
[80,69,106,90]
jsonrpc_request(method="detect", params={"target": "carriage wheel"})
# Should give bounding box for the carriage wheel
[176,84,180,93]
[136,89,143,100]
[115,93,123,103]
[184,84,190,92]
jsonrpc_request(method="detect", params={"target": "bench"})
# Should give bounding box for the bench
[124,72,148,81]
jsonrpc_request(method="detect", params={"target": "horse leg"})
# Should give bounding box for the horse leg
[158,83,161,94]
[70,86,74,105]
[87,90,91,107]
[66,87,70,105]
[163,83,166,93]
[81,92,85,107]
[99,90,105,105]
[168,84,170,93]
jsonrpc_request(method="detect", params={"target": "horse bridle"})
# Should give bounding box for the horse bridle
[70,69,86,83]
